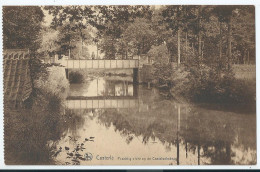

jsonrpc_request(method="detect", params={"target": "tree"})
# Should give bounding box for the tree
[45,6,95,58]
[56,23,77,58]
[161,6,199,67]
[94,5,153,59]
[99,34,117,59]
[162,6,183,67]
[121,18,156,58]
[232,6,255,64]
[55,22,92,59]
[3,6,44,53]
[148,44,170,64]
[37,27,59,58]
[212,6,237,69]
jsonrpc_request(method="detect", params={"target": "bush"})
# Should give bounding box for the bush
[4,91,66,164]
[34,66,69,98]
[69,71,84,84]
[184,67,256,104]
[147,43,255,105]
[152,62,173,88]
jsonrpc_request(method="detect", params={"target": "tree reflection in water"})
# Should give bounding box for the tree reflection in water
[52,78,256,165]
[94,100,256,165]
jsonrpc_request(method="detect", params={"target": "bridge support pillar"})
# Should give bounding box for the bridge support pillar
[133,84,138,97]
[133,68,139,84]
[65,68,69,79]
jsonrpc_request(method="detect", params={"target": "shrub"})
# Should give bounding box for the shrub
[34,66,69,98]
[184,67,256,104]
[152,62,173,88]
[4,91,66,164]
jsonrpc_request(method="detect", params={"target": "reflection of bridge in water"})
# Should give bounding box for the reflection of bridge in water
[66,98,139,109]
[66,78,140,109]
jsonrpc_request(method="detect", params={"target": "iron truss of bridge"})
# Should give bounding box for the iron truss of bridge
[58,59,139,69]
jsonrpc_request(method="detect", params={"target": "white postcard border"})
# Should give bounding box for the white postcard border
[0,0,259,169]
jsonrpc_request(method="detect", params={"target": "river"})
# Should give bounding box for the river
[52,76,256,165]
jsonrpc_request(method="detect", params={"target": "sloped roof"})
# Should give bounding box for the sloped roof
[4,49,32,108]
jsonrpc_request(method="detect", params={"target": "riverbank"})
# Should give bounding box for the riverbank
[4,65,69,165]
[149,63,256,111]
[67,64,256,110]
[4,63,256,165]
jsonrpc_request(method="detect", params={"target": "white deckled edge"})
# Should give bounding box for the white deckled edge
[0,5,4,167]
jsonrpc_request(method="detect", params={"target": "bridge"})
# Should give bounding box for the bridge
[55,59,140,83]
[58,59,139,69]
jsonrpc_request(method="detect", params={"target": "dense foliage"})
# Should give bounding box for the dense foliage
[3,5,256,165]
[3,5,256,104]
[3,6,44,53]
[3,5,255,63]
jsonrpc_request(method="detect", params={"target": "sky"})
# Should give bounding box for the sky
[42,8,52,26]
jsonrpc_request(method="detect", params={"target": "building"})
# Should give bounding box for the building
[3,49,32,109]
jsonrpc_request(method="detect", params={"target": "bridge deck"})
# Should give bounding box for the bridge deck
[67,96,137,100]
[66,99,139,109]
[59,59,139,69]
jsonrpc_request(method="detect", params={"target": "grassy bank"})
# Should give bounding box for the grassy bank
[151,63,256,107]
[232,64,256,80]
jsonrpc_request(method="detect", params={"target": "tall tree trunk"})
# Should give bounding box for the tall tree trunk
[167,47,170,63]
[176,105,180,165]
[177,28,181,67]
[198,144,200,165]
[227,16,232,70]
[218,21,223,76]
[81,38,83,58]
[79,28,83,58]
[198,17,202,65]
[198,7,202,82]
[96,42,98,59]
[247,50,250,64]
[243,50,246,64]
[185,30,188,62]
[126,44,128,59]
[219,21,222,60]
[168,42,174,68]
[142,37,145,55]
[226,143,231,164]
[185,8,188,62]
[192,43,194,55]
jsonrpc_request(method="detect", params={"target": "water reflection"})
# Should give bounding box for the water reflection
[68,77,135,97]
[53,76,256,165]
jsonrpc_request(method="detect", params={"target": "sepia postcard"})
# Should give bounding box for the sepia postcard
[1,1,257,168]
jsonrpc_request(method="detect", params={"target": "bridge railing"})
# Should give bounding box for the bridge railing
[58,59,139,69]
